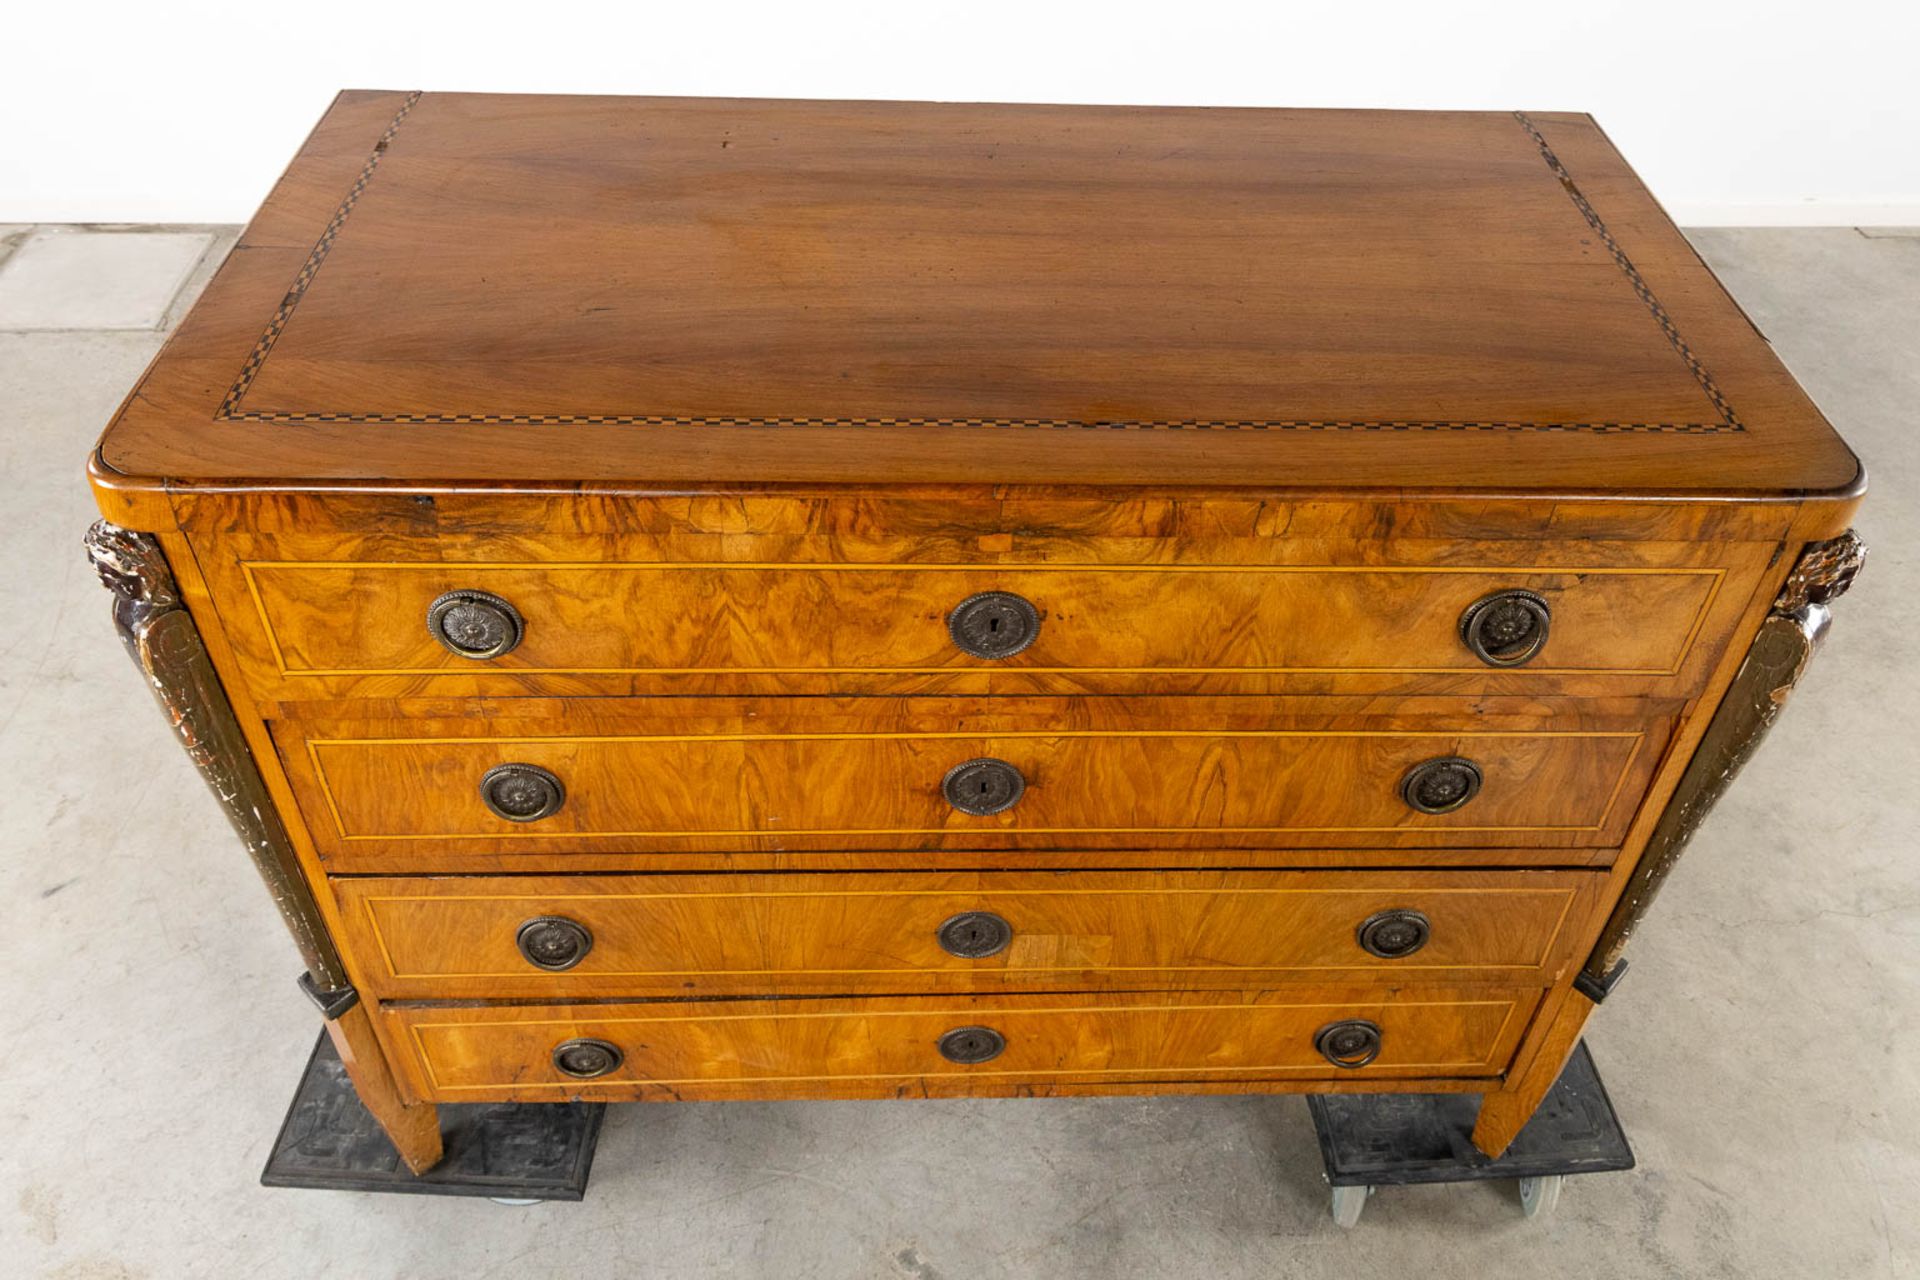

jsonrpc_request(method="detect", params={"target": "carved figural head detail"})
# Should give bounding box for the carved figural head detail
[1775,531,1867,612]
[83,520,178,608]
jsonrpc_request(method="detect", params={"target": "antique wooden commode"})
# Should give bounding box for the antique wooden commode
[86,92,1865,1181]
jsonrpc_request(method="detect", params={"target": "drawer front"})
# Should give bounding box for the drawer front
[286,720,1659,858]
[384,988,1542,1102]
[227,558,1729,699]
[333,869,1606,998]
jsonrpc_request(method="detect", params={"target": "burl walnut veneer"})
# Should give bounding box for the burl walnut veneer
[86,92,1864,1173]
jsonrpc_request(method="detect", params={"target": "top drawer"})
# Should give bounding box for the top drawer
[197,548,1757,702]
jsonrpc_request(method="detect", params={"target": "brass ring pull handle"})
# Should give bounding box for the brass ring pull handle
[517,916,593,971]
[480,762,566,822]
[948,591,1040,660]
[1314,1020,1383,1069]
[1356,909,1431,958]
[427,589,525,660]
[550,1037,623,1079]
[941,758,1026,816]
[1459,589,1551,667]
[937,911,1013,958]
[1400,757,1483,815]
[937,1025,1007,1064]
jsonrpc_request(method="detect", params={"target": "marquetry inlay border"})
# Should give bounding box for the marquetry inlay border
[218,94,1742,435]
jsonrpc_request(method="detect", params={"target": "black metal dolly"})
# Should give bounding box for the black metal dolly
[1307,1040,1634,1226]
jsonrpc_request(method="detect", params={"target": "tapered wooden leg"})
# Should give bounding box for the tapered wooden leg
[325,1003,444,1174]
[1472,990,1596,1157]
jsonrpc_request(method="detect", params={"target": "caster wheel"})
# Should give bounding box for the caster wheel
[1518,1175,1564,1219]
[1330,1184,1374,1228]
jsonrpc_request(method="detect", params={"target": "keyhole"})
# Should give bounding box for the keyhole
[988,617,1001,633]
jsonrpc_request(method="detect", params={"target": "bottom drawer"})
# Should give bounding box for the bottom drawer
[384,988,1542,1102]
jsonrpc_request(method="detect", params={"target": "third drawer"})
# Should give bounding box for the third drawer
[331,868,1609,999]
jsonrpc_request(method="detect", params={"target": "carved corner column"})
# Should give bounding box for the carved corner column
[1472,530,1866,1158]
[84,521,443,1174]
[1579,529,1866,989]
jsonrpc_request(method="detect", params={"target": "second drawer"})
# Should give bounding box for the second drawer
[285,714,1663,858]
[332,869,1607,998]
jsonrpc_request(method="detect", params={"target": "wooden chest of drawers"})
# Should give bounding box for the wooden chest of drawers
[85,92,1864,1174]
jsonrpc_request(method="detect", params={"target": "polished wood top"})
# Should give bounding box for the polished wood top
[94,91,1859,502]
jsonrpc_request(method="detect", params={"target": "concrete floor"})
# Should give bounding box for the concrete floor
[1,224,1915,1279]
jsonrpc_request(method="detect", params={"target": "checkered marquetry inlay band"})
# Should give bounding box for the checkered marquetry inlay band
[219,91,421,424]
[217,96,1744,436]
[1510,112,1743,433]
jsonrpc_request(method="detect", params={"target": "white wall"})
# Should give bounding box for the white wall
[5,0,1917,226]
